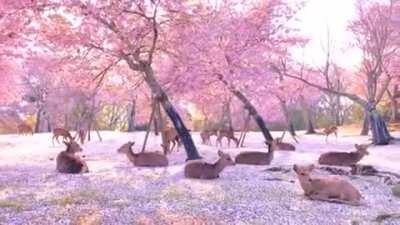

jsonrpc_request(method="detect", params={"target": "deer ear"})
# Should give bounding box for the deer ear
[293,164,298,172]
[354,144,359,148]
[130,141,135,146]
[217,150,223,156]
[63,141,69,146]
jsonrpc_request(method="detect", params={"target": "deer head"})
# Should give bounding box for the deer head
[354,144,370,156]
[63,140,83,153]
[117,141,135,154]
[217,150,235,166]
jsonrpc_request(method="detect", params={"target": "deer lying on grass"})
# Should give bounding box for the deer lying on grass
[118,141,168,167]
[274,137,296,151]
[216,129,239,147]
[323,126,338,143]
[184,150,235,179]
[161,127,180,154]
[318,144,370,166]
[200,130,218,145]
[235,140,276,165]
[17,123,33,135]
[52,128,73,145]
[56,140,89,174]
[293,164,362,206]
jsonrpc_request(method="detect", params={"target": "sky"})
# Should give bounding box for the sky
[294,0,362,70]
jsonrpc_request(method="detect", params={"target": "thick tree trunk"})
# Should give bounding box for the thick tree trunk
[217,74,274,143]
[34,108,42,133]
[361,111,369,135]
[142,65,201,160]
[127,100,136,132]
[369,109,391,145]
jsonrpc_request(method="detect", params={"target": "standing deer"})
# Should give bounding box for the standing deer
[323,126,338,143]
[216,128,239,147]
[234,140,276,165]
[117,141,168,167]
[52,128,73,146]
[318,144,370,166]
[293,164,362,206]
[184,150,235,179]
[56,140,89,174]
[161,127,180,154]
[17,123,33,135]
[200,130,218,145]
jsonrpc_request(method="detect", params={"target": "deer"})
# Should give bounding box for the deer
[318,144,370,167]
[234,140,276,165]
[184,150,235,179]
[293,164,362,206]
[52,128,74,146]
[216,128,239,147]
[17,123,33,135]
[274,137,296,151]
[323,126,338,143]
[200,130,218,145]
[117,141,169,167]
[56,140,89,174]
[160,127,180,154]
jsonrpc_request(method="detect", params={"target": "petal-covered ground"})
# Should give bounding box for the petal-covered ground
[0,131,399,225]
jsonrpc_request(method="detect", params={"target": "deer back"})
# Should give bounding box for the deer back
[275,142,296,151]
[235,151,273,165]
[134,152,169,167]
[184,151,234,179]
[56,141,88,173]
[53,128,73,139]
[318,150,366,166]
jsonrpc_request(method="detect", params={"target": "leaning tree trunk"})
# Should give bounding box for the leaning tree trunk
[141,65,201,160]
[127,99,136,132]
[217,74,274,143]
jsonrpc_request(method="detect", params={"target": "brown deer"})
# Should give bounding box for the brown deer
[117,141,168,167]
[318,144,370,166]
[52,128,74,145]
[56,140,89,174]
[234,141,276,165]
[216,129,239,147]
[17,123,33,135]
[323,126,338,143]
[160,127,180,154]
[274,137,296,151]
[184,150,235,179]
[200,130,218,145]
[293,164,362,206]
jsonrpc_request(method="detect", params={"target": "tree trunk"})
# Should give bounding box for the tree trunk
[300,95,316,134]
[278,97,297,137]
[369,109,391,145]
[142,65,201,160]
[361,111,369,135]
[127,100,136,132]
[217,74,274,142]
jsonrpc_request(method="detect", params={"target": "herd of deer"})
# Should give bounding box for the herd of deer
[16,123,368,206]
